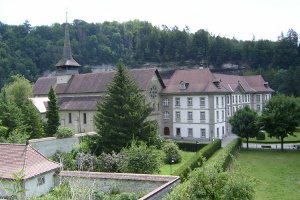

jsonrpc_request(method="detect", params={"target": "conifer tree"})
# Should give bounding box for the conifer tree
[45,86,60,136]
[94,60,153,153]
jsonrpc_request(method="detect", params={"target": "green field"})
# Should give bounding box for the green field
[159,150,195,175]
[234,150,300,200]
[247,129,300,143]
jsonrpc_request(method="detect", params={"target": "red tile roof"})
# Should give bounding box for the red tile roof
[161,68,229,94]
[214,73,274,93]
[33,68,163,95]
[59,96,102,111]
[161,68,273,94]
[0,144,61,180]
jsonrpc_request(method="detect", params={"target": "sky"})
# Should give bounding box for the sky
[0,0,299,41]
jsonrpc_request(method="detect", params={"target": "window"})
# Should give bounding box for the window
[188,128,193,137]
[176,128,181,136]
[175,111,181,121]
[222,110,224,121]
[187,111,193,121]
[200,97,205,107]
[239,95,241,103]
[201,129,206,138]
[68,113,72,123]
[179,81,189,90]
[221,97,224,107]
[187,97,193,106]
[222,126,225,136]
[216,111,219,122]
[232,96,235,104]
[226,96,230,104]
[163,98,169,106]
[216,97,219,107]
[83,113,87,124]
[217,128,219,138]
[256,104,261,112]
[256,94,261,102]
[164,127,170,135]
[37,176,45,186]
[227,108,230,116]
[200,111,206,121]
[233,106,236,113]
[149,85,157,99]
[163,111,170,119]
[175,97,180,106]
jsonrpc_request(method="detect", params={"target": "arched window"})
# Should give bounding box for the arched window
[164,127,170,135]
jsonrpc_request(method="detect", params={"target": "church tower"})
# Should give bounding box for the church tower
[55,13,80,75]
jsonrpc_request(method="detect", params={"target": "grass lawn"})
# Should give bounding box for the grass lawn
[159,150,195,175]
[247,129,300,143]
[234,150,300,200]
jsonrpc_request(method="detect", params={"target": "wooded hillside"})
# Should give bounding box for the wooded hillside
[0,20,299,95]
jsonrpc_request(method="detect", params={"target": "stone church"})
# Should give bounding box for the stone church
[32,22,165,134]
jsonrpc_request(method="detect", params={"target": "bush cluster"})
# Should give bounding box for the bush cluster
[55,126,74,138]
[162,142,181,164]
[173,139,221,180]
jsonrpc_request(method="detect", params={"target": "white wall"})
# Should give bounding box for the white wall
[25,171,56,197]
[0,180,14,198]
[173,124,210,139]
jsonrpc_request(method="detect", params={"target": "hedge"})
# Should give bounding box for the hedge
[173,139,221,180]
[205,138,241,170]
[175,142,206,152]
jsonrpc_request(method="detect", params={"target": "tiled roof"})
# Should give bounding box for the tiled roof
[214,73,274,93]
[33,68,162,95]
[59,96,102,111]
[0,144,61,180]
[161,68,229,94]
[33,77,57,95]
[244,75,274,92]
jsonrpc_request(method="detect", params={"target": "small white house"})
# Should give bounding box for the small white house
[0,143,61,198]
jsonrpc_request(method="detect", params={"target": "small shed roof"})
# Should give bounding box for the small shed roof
[0,144,61,180]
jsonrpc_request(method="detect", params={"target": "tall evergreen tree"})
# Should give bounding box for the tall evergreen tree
[45,86,60,136]
[94,60,153,153]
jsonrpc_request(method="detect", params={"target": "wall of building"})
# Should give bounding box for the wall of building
[25,171,57,197]
[60,110,95,134]
[29,133,94,158]
[0,179,14,198]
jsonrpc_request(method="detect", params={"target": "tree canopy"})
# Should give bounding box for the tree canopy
[229,106,260,149]
[259,94,300,150]
[94,60,154,153]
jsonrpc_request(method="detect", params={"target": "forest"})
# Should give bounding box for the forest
[0,19,299,95]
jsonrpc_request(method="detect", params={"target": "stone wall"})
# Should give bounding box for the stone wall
[59,171,180,200]
[29,132,96,157]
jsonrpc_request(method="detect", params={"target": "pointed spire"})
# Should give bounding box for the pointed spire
[55,12,80,72]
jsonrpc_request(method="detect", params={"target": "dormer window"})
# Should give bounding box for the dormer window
[264,82,269,88]
[179,81,189,90]
[213,81,221,89]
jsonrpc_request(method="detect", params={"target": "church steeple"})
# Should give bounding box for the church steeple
[55,12,80,74]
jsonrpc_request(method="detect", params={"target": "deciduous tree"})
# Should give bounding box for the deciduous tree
[259,94,300,150]
[229,106,259,149]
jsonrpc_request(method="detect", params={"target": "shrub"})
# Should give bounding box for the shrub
[173,139,221,180]
[256,131,266,140]
[119,141,161,174]
[98,151,122,172]
[76,152,97,171]
[52,151,77,170]
[176,142,206,152]
[162,142,181,164]
[55,126,74,138]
